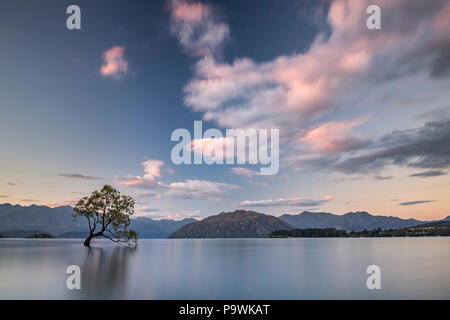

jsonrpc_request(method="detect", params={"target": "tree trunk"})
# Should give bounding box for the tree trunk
[84,234,93,247]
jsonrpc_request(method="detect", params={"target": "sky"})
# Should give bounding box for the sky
[0,0,449,221]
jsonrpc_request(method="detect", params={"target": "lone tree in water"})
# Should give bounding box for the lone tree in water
[73,185,138,247]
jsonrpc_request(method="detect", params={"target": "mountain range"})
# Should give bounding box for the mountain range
[0,203,447,238]
[279,211,425,231]
[0,204,195,238]
[169,210,440,238]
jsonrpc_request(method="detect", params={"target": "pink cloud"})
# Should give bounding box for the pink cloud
[100,46,128,77]
[177,0,450,170]
[45,200,78,208]
[142,160,165,179]
[116,160,238,200]
[169,0,229,57]
[188,136,236,161]
[115,160,166,189]
[230,167,260,179]
[171,1,208,22]
[433,0,450,40]
[298,119,369,153]
[182,1,445,124]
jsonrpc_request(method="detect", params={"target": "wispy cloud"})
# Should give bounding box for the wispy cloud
[297,119,370,154]
[166,179,237,201]
[0,195,8,198]
[333,120,450,174]
[230,167,260,179]
[57,173,99,180]
[409,170,447,178]
[139,208,161,213]
[240,196,332,208]
[7,182,17,186]
[100,46,129,78]
[44,200,78,208]
[169,0,229,57]
[137,209,202,220]
[117,160,238,201]
[399,200,434,206]
[374,175,392,181]
[19,199,40,203]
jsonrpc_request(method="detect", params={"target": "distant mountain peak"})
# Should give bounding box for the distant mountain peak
[170,210,294,238]
[279,210,423,231]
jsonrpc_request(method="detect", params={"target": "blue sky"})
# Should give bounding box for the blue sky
[1,0,449,220]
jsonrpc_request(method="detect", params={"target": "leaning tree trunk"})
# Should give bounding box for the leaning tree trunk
[84,234,94,247]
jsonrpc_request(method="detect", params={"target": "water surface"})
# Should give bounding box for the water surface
[0,238,449,299]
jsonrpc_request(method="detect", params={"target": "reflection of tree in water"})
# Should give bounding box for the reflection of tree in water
[70,246,137,299]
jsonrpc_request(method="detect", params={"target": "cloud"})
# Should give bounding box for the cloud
[137,209,202,220]
[416,105,450,121]
[188,136,236,161]
[374,175,392,181]
[57,173,99,180]
[117,160,238,200]
[399,200,433,206]
[116,176,163,189]
[230,167,260,179]
[44,200,78,208]
[100,46,129,78]
[409,170,447,178]
[333,120,450,174]
[169,0,229,57]
[19,199,40,203]
[0,195,8,198]
[166,179,237,201]
[7,182,17,186]
[297,119,371,153]
[240,196,332,208]
[173,0,450,175]
[115,160,167,189]
[135,191,164,200]
[139,208,161,213]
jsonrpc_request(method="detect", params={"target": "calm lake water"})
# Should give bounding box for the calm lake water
[0,237,449,299]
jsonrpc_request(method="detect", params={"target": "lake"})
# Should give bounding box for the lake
[0,237,449,299]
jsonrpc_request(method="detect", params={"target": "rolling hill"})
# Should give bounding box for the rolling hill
[411,216,450,228]
[169,210,295,238]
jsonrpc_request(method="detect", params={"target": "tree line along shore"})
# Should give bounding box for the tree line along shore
[268,227,450,238]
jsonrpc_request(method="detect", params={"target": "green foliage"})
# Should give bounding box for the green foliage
[73,185,138,246]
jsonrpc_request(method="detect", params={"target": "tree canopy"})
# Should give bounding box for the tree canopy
[73,185,138,247]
